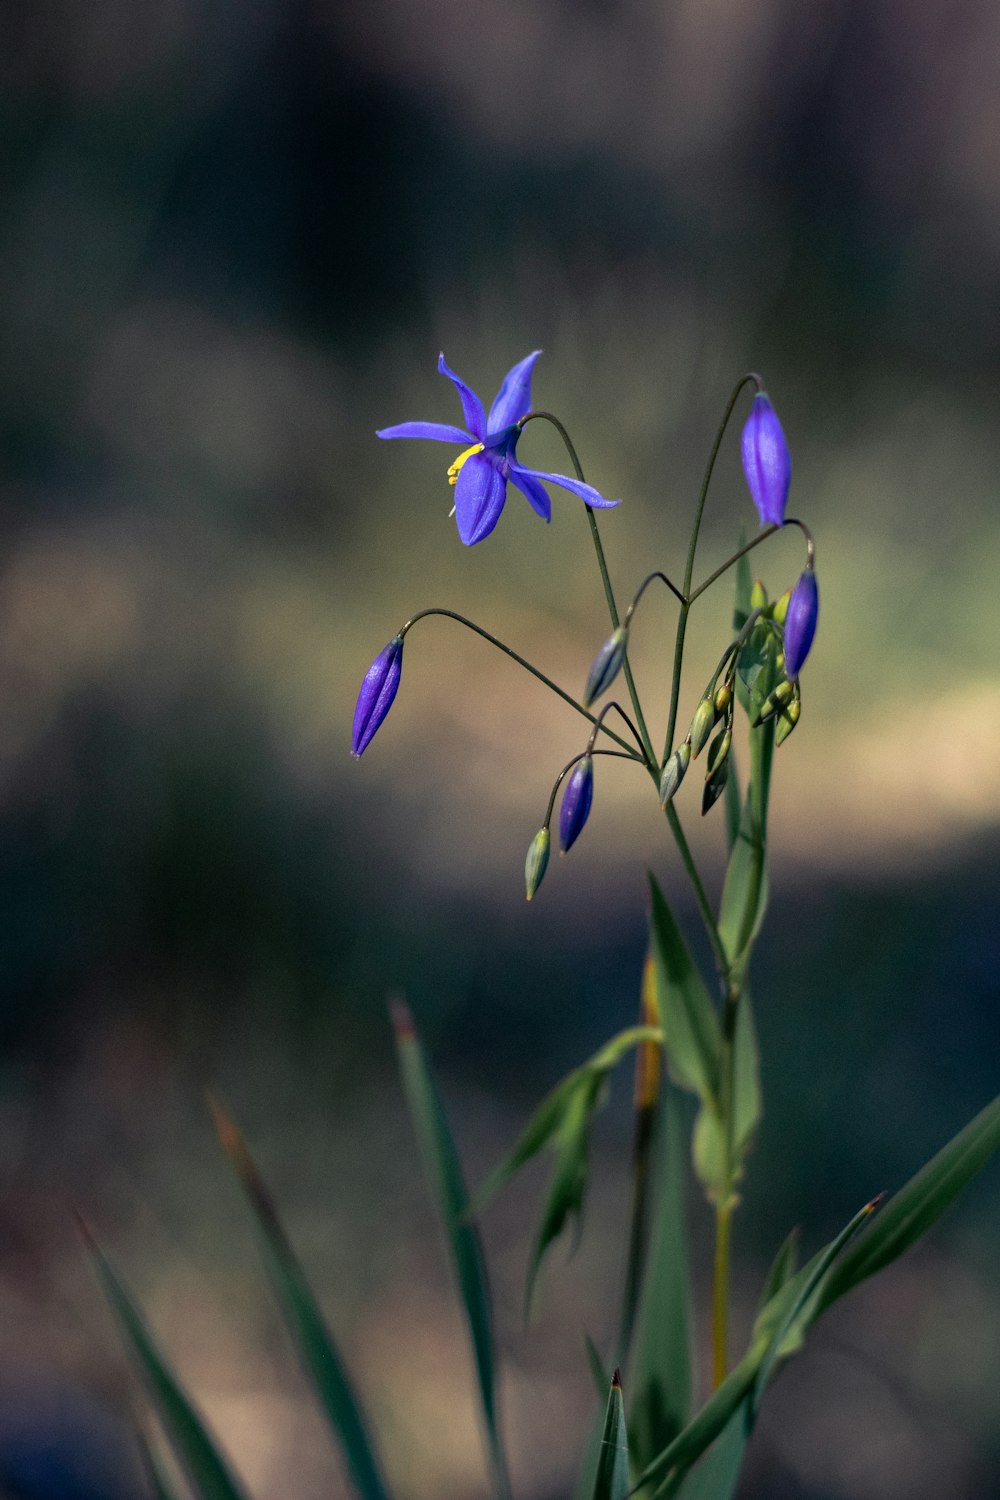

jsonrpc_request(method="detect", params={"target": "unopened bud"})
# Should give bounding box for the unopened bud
[702,758,728,815]
[771,587,791,626]
[559,756,594,853]
[583,626,628,708]
[659,741,691,806]
[775,694,801,747]
[705,725,732,782]
[524,827,551,900]
[752,678,794,726]
[714,681,733,719]
[750,578,768,611]
[689,698,715,757]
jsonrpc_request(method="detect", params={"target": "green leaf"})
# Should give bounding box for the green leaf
[647,875,720,1107]
[135,1427,185,1500]
[628,1085,692,1472]
[732,990,762,1164]
[756,1226,800,1315]
[470,1026,663,1216]
[591,1372,630,1500]
[391,1002,510,1500]
[524,1074,601,1311]
[666,1403,750,1500]
[209,1100,391,1500]
[817,1089,1000,1318]
[717,792,769,987]
[631,1356,759,1498]
[80,1221,250,1500]
[723,745,741,853]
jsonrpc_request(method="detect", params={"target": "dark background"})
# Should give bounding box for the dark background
[1,2,999,1497]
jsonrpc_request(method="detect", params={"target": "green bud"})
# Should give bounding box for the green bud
[750,578,768,611]
[705,725,732,782]
[771,587,791,626]
[702,758,728,815]
[524,827,551,901]
[689,697,715,757]
[775,693,801,746]
[659,741,691,806]
[713,680,733,719]
[752,678,794,726]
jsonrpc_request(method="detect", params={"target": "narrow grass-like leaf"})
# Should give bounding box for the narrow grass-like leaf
[135,1426,185,1500]
[723,745,741,853]
[631,1356,759,1497]
[647,875,720,1107]
[756,1226,800,1315]
[391,1001,510,1500]
[717,793,769,985]
[470,1026,663,1216]
[209,1100,391,1500]
[732,990,761,1164]
[666,1403,750,1500]
[592,1371,630,1500]
[618,954,664,1362]
[817,1089,1000,1317]
[79,1220,250,1500]
[627,1084,691,1472]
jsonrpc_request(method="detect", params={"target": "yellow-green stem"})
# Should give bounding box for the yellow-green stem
[711,1199,733,1389]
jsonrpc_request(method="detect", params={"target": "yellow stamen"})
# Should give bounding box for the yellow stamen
[447,442,484,486]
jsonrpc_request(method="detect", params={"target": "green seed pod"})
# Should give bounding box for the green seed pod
[702,758,728,815]
[705,725,732,782]
[713,680,733,720]
[753,678,794,726]
[524,826,551,901]
[689,697,715,757]
[771,586,791,626]
[750,578,769,611]
[659,741,691,806]
[775,694,802,746]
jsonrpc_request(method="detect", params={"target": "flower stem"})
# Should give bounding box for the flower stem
[711,1198,733,1389]
[400,608,643,759]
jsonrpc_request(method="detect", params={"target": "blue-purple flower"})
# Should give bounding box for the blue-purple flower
[559,755,594,852]
[783,568,818,679]
[352,635,403,757]
[741,392,791,528]
[377,352,619,546]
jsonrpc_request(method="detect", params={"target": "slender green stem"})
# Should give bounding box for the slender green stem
[400,608,643,759]
[688,527,778,606]
[711,1198,733,1389]
[542,748,638,828]
[519,412,658,772]
[663,804,730,980]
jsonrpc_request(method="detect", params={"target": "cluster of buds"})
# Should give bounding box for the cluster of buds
[661,670,735,815]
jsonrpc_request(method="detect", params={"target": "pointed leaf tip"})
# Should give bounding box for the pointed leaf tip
[389,995,415,1037]
[612,1367,622,1390]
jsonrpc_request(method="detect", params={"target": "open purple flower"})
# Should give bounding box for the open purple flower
[741,392,791,528]
[783,568,818,679]
[377,352,620,546]
[352,635,403,757]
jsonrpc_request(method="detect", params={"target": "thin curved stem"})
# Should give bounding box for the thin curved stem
[400,608,643,760]
[542,747,638,828]
[625,570,686,617]
[587,700,647,758]
[688,527,778,606]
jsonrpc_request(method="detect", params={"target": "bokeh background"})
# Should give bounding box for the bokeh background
[2,1,1000,1496]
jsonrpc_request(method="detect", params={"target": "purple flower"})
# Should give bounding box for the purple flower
[583,626,628,708]
[741,392,791,528]
[377,352,619,546]
[783,568,818,679]
[559,755,594,852]
[352,635,403,757]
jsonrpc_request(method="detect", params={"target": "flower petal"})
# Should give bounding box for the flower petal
[454,452,507,545]
[438,353,486,439]
[488,350,542,432]
[377,421,473,443]
[511,461,619,510]
[508,464,551,521]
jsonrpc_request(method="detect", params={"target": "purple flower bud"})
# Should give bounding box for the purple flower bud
[559,755,594,853]
[741,393,791,528]
[783,569,818,679]
[351,635,403,757]
[584,626,628,707]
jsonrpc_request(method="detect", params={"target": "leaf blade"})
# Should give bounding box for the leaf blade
[591,1371,630,1500]
[647,874,720,1107]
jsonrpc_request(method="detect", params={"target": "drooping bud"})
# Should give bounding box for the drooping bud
[702,757,728,814]
[750,578,768,611]
[584,626,628,707]
[775,693,801,746]
[784,567,819,679]
[741,392,791,528]
[351,635,404,757]
[771,587,791,626]
[559,756,594,852]
[689,698,715,758]
[659,741,691,806]
[713,681,733,720]
[752,678,794,726]
[705,725,732,782]
[524,826,551,900]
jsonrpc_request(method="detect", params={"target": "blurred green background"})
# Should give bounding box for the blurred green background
[1,1,999,1497]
